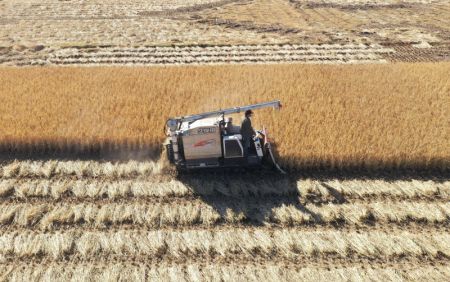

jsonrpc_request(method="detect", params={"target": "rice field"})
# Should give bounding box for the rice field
[0,66,448,279]
[1,1,449,281]
[1,63,449,170]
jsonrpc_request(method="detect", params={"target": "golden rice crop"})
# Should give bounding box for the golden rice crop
[0,63,449,170]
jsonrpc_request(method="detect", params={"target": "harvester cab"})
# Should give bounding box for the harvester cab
[164,100,285,173]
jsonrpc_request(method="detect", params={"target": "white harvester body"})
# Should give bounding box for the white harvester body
[180,117,223,160]
[164,100,285,173]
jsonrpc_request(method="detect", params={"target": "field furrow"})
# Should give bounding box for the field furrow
[0,229,448,262]
[1,262,449,281]
[0,201,448,230]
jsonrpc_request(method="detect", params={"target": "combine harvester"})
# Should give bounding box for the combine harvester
[165,100,285,173]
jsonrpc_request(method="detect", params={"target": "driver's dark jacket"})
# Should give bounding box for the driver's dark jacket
[240,117,255,140]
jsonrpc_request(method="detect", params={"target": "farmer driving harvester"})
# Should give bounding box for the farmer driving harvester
[241,109,256,156]
[164,100,286,173]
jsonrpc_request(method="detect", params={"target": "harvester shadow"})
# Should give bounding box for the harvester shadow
[177,170,326,227]
[0,141,161,162]
[177,168,449,227]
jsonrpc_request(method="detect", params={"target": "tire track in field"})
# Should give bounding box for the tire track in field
[2,261,449,281]
[1,192,448,204]
[2,222,448,235]
[1,254,449,270]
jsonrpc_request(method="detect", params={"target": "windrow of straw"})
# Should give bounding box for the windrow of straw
[0,201,448,229]
[0,229,448,260]
[1,177,447,201]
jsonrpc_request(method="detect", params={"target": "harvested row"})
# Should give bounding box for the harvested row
[43,57,386,66]
[0,229,448,261]
[45,52,386,65]
[11,43,392,54]
[53,47,391,57]
[298,179,450,203]
[2,44,394,66]
[0,160,168,179]
[304,201,450,225]
[0,177,448,201]
[64,44,391,52]
[0,44,391,59]
[0,178,294,200]
[1,262,449,282]
[14,58,389,66]
[1,201,448,230]
[45,45,391,65]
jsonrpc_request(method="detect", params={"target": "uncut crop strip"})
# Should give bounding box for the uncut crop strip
[1,263,449,282]
[0,229,448,261]
[1,64,449,171]
[2,44,395,66]
[1,201,448,230]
